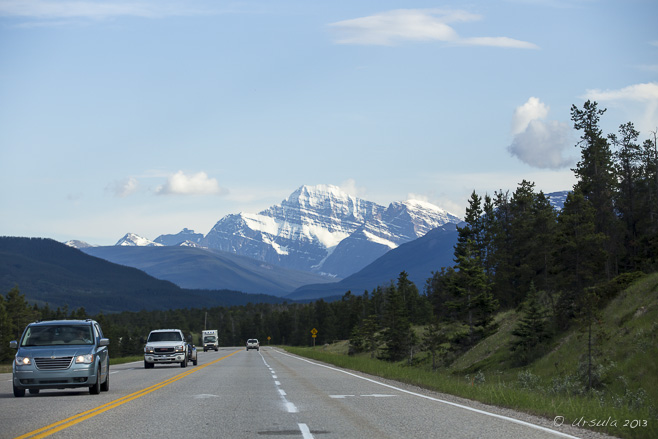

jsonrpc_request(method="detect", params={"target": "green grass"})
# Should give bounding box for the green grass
[284,273,658,439]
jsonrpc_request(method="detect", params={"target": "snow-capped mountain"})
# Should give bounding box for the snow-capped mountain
[201,184,461,277]
[64,240,96,249]
[115,233,163,247]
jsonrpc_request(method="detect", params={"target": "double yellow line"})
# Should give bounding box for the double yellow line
[16,349,241,439]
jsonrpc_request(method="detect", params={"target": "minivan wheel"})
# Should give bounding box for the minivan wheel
[13,384,25,397]
[89,366,101,394]
[101,365,110,392]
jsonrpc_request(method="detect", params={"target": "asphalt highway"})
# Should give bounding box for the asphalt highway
[0,347,611,439]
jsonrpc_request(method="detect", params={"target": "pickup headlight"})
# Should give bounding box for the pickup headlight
[145,346,154,354]
[15,356,31,366]
[75,354,94,364]
[175,345,184,353]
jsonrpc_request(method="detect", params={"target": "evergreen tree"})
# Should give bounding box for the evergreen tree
[447,240,498,343]
[610,122,643,270]
[553,191,607,330]
[0,295,10,362]
[510,283,551,365]
[635,135,658,271]
[379,284,413,362]
[571,101,619,279]
[423,318,444,370]
[426,267,458,321]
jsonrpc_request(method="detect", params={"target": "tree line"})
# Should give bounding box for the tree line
[2,102,656,377]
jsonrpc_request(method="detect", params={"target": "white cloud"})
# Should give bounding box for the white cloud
[107,177,139,198]
[511,97,549,135]
[582,82,658,134]
[329,9,538,49]
[508,97,573,169]
[458,36,539,50]
[407,192,430,203]
[584,82,658,102]
[156,171,225,196]
[339,178,366,197]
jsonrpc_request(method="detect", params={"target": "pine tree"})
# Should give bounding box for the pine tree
[510,283,551,365]
[610,122,643,270]
[553,190,607,330]
[448,240,498,344]
[571,100,619,279]
[380,284,413,362]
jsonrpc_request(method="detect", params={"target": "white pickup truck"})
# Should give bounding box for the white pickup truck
[144,329,197,368]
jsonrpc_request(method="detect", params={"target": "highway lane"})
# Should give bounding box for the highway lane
[0,347,610,439]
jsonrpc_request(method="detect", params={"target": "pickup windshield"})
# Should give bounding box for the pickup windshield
[148,332,182,342]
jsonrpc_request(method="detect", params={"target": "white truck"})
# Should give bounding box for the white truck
[144,329,197,368]
[202,329,219,352]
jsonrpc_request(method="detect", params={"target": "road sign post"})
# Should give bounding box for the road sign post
[311,328,318,347]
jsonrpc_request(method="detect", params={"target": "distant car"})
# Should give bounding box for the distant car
[10,319,110,397]
[246,339,259,351]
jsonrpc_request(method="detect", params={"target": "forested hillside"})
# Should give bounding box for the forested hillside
[0,237,284,314]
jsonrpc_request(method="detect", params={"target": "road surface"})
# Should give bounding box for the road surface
[0,347,611,439]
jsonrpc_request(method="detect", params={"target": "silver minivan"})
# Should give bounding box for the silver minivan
[10,319,110,397]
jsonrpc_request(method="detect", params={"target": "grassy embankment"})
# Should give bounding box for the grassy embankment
[284,273,658,439]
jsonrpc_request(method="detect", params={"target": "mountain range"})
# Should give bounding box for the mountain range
[0,237,284,313]
[200,185,461,278]
[59,185,568,305]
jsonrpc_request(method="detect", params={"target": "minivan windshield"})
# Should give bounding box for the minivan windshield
[148,331,183,342]
[21,325,94,346]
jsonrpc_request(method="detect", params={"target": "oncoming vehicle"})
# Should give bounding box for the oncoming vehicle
[246,339,259,351]
[144,329,197,368]
[9,319,110,397]
[202,329,219,352]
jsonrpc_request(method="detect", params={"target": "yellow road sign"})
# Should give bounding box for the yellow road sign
[311,328,318,335]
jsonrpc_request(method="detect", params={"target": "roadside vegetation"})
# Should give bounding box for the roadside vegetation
[1,102,656,437]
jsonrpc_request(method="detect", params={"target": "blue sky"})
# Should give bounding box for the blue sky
[1,0,656,245]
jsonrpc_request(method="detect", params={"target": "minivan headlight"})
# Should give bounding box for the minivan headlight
[75,354,94,364]
[15,356,31,366]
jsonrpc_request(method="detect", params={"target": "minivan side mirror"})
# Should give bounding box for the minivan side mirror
[9,340,17,349]
[99,338,110,347]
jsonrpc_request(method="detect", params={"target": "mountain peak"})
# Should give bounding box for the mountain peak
[204,184,462,277]
[115,233,162,247]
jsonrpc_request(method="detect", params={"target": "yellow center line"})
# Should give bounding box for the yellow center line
[15,349,242,439]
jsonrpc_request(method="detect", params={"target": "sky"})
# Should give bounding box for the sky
[1,0,657,246]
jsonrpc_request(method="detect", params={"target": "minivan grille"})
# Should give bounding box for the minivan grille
[34,357,73,370]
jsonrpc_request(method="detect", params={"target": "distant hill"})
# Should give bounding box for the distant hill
[0,237,285,314]
[287,223,460,300]
[81,245,335,297]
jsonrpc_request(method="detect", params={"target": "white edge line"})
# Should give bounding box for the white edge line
[277,350,581,439]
